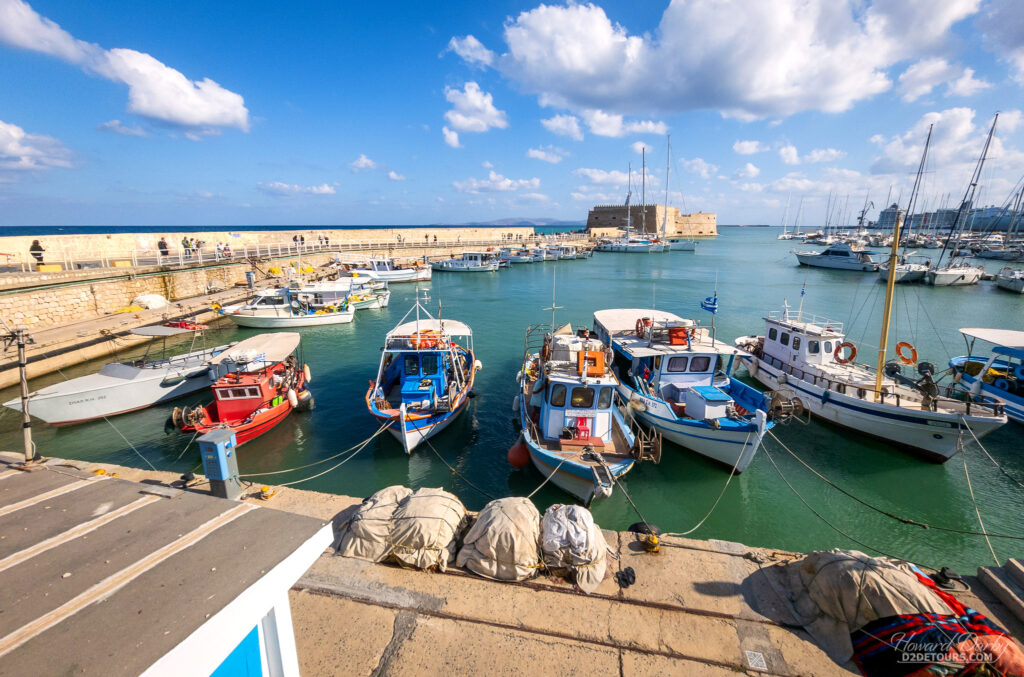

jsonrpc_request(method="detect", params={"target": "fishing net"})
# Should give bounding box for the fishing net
[456,497,541,581]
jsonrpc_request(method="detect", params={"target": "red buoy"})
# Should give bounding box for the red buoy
[507,437,529,468]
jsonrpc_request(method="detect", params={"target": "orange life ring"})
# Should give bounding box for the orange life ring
[635,317,652,339]
[895,341,918,365]
[833,341,857,365]
[410,330,441,349]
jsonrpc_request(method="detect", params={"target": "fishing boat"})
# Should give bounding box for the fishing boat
[348,284,391,310]
[3,326,231,426]
[949,328,1024,425]
[222,283,354,327]
[795,242,882,271]
[735,125,1007,461]
[591,309,774,472]
[344,258,431,282]
[514,323,659,503]
[499,247,535,264]
[431,251,500,272]
[366,301,479,453]
[996,267,1024,293]
[172,332,312,446]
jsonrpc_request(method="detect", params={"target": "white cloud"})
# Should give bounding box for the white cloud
[0,0,249,133]
[0,119,72,170]
[498,0,981,119]
[350,154,377,171]
[482,160,493,168]
[388,170,405,181]
[682,157,717,179]
[442,126,461,148]
[257,181,336,196]
[526,145,565,163]
[96,119,146,137]
[733,162,760,179]
[443,35,495,68]
[779,144,846,165]
[898,58,955,102]
[573,168,629,185]
[581,109,666,137]
[631,141,653,154]
[541,114,583,140]
[946,67,991,97]
[452,170,540,193]
[978,0,1024,85]
[443,82,508,133]
[779,144,800,164]
[733,140,769,154]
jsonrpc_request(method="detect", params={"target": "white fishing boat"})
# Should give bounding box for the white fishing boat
[431,251,500,272]
[344,258,431,282]
[499,247,535,264]
[949,328,1024,425]
[4,326,232,426]
[996,267,1024,293]
[795,242,882,271]
[591,309,773,472]
[223,282,355,327]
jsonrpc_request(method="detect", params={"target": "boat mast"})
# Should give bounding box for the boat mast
[625,163,632,240]
[641,149,647,237]
[662,135,671,240]
[874,124,932,399]
[781,193,791,235]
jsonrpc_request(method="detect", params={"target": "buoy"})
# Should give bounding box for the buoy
[507,436,529,468]
[512,394,520,413]
[303,363,312,383]
[287,389,299,407]
[474,359,483,371]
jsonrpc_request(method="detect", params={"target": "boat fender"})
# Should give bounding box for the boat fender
[287,388,299,408]
[474,359,483,371]
[952,370,962,385]
[512,394,520,413]
[993,378,1010,391]
[1015,364,1024,381]
[208,368,217,381]
[516,370,523,384]
[777,372,787,385]
[303,363,312,383]
[820,390,831,406]
[749,359,759,377]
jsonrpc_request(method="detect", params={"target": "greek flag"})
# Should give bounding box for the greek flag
[700,294,718,314]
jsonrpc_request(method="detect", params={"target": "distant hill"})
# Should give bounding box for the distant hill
[437,218,585,227]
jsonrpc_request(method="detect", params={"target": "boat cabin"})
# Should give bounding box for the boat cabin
[459,251,499,264]
[205,332,303,422]
[761,310,846,367]
[819,242,880,264]
[211,369,281,421]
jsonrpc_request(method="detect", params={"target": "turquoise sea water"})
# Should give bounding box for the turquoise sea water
[2,228,1021,571]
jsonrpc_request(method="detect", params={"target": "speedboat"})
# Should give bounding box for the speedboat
[222,283,354,327]
[344,258,431,282]
[592,309,772,472]
[734,304,1006,461]
[515,323,659,504]
[795,242,882,271]
[4,325,231,426]
[173,332,313,446]
[431,251,500,272]
[366,301,479,453]
[995,267,1024,293]
[949,328,1024,425]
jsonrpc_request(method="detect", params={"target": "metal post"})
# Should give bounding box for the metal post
[17,330,34,461]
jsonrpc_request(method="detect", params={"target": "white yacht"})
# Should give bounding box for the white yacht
[222,281,356,327]
[343,258,431,282]
[996,267,1024,293]
[925,260,983,286]
[431,251,500,272]
[876,255,930,283]
[795,242,882,271]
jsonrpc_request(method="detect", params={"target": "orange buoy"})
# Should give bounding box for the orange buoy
[507,436,530,468]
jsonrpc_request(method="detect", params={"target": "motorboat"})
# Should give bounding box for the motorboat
[514,323,659,504]
[795,242,882,271]
[499,247,536,264]
[431,251,500,272]
[592,309,773,472]
[366,301,479,453]
[3,325,232,426]
[348,284,391,310]
[667,238,697,250]
[996,267,1024,293]
[949,328,1024,425]
[221,282,355,328]
[734,305,1006,461]
[344,258,431,282]
[172,332,312,446]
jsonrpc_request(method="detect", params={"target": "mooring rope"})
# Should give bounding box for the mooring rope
[961,416,1024,491]
[422,436,499,501]
[237,420,391,478]
[962,453,1000,566]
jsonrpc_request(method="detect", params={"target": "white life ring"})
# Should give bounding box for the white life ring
[303,363,312,383]
[287,388,299,408]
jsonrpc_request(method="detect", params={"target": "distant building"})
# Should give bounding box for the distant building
[586,204,718,237]
[875,203,906,232]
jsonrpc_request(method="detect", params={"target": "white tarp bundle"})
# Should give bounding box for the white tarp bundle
[132,293,169,309]
[456,497,541,581]
[785,549,954,660]
[540,504,609,594]
[388,487,467,571]
[335,485,413,562]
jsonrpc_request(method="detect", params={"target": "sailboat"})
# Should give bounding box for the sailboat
[925,114,999,286]
[734,124,1007,461]
[777,194,797,240]
[594,161,664,253]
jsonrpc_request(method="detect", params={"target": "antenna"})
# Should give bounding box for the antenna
[543,267,563,328]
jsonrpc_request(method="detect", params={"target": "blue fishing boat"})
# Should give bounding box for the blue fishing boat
[949,328,1024,425]
[592,308,773,472]
[366,300,479,453]
[513,323,660,504]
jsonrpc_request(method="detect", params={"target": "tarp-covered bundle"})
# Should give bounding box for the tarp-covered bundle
[388,487,467,572]
[132,294,169,309]
[336,485,412,562]
[540,504,609,594]
[456,497,541,581]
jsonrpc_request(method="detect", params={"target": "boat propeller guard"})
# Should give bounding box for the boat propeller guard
[768,390,808,425]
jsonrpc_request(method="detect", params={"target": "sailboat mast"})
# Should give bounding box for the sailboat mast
[874,124,933,399]
[662,135,671,239]
[625,163,632,238]
[781,193,791,235]
[641,149,647,236]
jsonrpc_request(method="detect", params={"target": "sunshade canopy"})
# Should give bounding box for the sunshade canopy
[390,318,472,337]
[208,332,300,365]
[132,325,193,337]
[959,328,1024,349]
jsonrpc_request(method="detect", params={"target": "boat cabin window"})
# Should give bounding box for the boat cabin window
[421,354,439,376]
[598,387,612,409]
[689,356,711,372]
[808,340,820,354]
[404,355,420,376]
[257,296,284,306]
[768,328,778,341]
[792,337,801,350]
[780,333,790,347]
[824,341,833,353]
[550,384,566,407]
[570,387,595,408]
[666,356,689,372]
[216,386,261,400]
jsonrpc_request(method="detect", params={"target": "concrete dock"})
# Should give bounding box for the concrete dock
[13,454,1019,676]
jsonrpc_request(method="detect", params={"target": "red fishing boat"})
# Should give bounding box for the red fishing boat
[172,332,313,445]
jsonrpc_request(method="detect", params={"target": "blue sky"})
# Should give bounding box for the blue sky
[0,0,1022,226]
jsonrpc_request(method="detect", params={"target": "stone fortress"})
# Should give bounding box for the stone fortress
[586,204,717,238]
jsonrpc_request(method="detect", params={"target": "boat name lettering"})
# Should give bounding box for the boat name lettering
[68,396,105,405]
[925,420,954,428]
[564,409,598,418]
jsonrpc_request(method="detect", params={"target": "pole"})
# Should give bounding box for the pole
[17,329,35,462]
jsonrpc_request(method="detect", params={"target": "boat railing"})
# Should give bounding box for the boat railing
[767,310,844,333]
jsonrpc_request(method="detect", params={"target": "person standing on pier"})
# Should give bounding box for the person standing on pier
[30,240,44,265]
[158,237,168,259]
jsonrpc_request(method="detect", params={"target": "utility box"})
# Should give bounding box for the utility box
[685,385,732,421]
[245,271,255,289]
[199,429,242,500]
